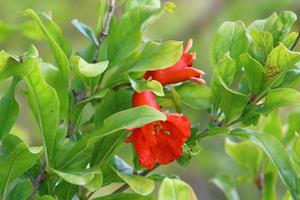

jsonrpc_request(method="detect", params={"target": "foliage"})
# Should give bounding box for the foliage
[1,1,300,199]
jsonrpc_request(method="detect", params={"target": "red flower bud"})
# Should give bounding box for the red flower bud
[144,39,205,85]
[126,91,191,169]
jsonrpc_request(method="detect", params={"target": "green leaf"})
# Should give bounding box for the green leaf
[73,56,109,77]
[41,62,69,123]
[125,0,161,11]
[54,181,78,200]
[72,19,99,46]
[100,6,160,64]
[101,40,183,88]
[211,53,236,98]
[261,88,300,115]
[0,52,35,82]
[129,41,183,72]
[211,174,239,200]
[129,76,164,96]
[158,178,197,200]
[94,193,155,200]
[248,30,273,65]
[219,78,248,123]
[210,21,248,71]
[283,32,299,49]
[93,105,166,136]
[247,12,277,33]
[265,44,300,80]
[231,129,300,199]
[79,88,109,104]
[262,165,278,200]
[0,135,42,198]
[271,11,297,45]
[225,138,262,176]
[0,77,20,140]
[113,168,155,196]
[176,82,211,110]
[285,109,300,144]
[50,168,102,186]
[41,11,72,57]
[25,60,60,165]
[262,110,283,139]
[6,179,33,200]
[240,53,267,96]
[22,9,70,81]
[85,172,103,191]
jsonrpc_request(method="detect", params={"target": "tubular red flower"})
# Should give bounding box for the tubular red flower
[126,91,191,169]
[144,39,206,85]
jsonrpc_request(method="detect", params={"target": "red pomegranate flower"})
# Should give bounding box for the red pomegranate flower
[144,39,205,85]
[126,91,191,170]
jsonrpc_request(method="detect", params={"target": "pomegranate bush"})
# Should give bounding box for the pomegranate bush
[1,0,300,199]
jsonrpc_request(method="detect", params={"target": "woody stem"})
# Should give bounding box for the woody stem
[92,0,115,63]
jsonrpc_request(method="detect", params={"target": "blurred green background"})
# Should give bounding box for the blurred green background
[1,0,300,199]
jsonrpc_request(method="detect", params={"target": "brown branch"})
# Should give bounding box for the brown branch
[27,162,46,200]
[92,0,116,63]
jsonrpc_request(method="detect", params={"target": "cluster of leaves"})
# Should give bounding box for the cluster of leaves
[0,0,198,199]
[1,0,300,199]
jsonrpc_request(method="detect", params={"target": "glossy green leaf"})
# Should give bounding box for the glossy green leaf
[85,172,103,191]
[0,52,35,82]
[247,12,277,33]
[129,40,183,72]
[114,168,155,196]
[265,44,300,80]
[219,78,248,123]
[6,179,33,200]
[285,109,300,144]
[283,32,299,49]
[94,193,155,200]
[158,178,197,200]
[262,110,283,139]
[23,9,70,81]
[35,195,56,200]
[225,138,262,176]
[129,76,164,96]
[0,77,20,140]
[50,168,102,186]
[79,88,109,104]
[210,21,248,71]
[211,53,236,97]
[100,6,160,64]
[54,181,78,200]
[72,19,99,46]
[271,11,297,45]
[41,11,72,57]
[0,135,42,198]
[231,129,300,199]
[73,56,109,77]
[240,53,266,96]
[176,82,211,110]
[25,60,60,165]
[211,174,239,200]
[248,30,273,65]
[93,105,166,136]
[261,88,300,115]
[41,62,69,123]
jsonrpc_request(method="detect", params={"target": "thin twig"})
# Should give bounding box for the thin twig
[290,27,300,51]
[28,162,46,200]
[92,0,116,63]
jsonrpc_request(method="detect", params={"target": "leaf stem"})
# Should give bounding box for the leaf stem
[92,0,116,63]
